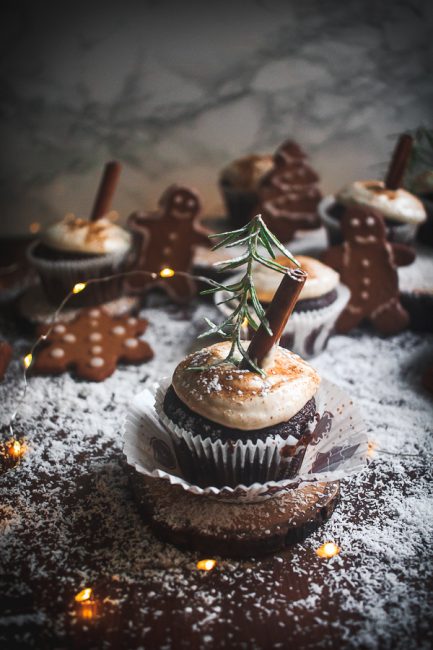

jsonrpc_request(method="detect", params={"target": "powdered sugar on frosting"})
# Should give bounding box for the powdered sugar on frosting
[172,341,320,430]
[337,180,426,225]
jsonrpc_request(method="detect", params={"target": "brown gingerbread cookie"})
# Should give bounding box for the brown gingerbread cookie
[323,206,410,335]
[127,185,211,303]
[32,308,153,381]
[0,341,12,381]
[256,140,322,242]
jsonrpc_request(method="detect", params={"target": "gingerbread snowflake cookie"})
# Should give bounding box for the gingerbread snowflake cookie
[32,308,153,381]
[256,140,322,242]
[127,184,211,303]
[323,206,412,335]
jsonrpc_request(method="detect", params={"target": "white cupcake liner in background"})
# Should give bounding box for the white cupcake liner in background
[214,281,351,359]
[318,195,418,246]
[27,240,130,305]
[122,377,369,503]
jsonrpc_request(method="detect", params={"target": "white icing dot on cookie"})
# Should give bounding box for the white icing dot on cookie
[163,247,172,256]
[361,291,369,301]
[127,317,137,326]
[89,309,100,318]
[362,259,370,268]
[362,278,371,286]
[53,325,66,334]
[91,346,103,355]
[124,338,139,348]
[112,326,126,336]
[351,218,360,227]
[63,334,76,343]
[50,347,65,358]
[366,216,376,226]
[90,357,104,368]
[90,320,99,327]
[89,332,102,342]
[168,232,178,241]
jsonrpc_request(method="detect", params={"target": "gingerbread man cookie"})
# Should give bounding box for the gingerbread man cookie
[128,185,211,303]
[0,341,12,381]
[323,206,410,335]
[256,140,322,242]
[32,308,153,381]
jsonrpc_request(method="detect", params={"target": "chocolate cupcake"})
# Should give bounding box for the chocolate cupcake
[215,255,350,358]
[27,213,133,307]
[158,341,320,488]
[320,180,426,246]
[219,154,274,227]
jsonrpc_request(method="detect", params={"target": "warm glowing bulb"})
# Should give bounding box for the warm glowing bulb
[242,317,249,328]
[316,542,340,559]
[29,222,41,234]
[367,441,377,458]
[196,559,217,571]
[159,268,175,279]
[74,587,93,603]
[72,282,87,294]
[23,353,33,369]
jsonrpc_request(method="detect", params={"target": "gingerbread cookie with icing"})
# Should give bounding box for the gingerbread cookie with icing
[256,140,322,242]
[323,206,410,335]
[32,308,153,381]
[128,185,211,303]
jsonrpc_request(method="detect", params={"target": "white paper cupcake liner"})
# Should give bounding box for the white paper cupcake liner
[319,195,418,246]
[122,377,369,503]
[27,240,130,306]
[214,281,351,359]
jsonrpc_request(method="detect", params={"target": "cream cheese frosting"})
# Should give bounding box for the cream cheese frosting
[253,255,340,303]
[337,180,426,225]
[172,341,320,430]
[220,154,274,190]
[41,213,132,255]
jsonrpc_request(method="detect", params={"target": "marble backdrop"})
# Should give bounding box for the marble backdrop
[0,0,432,234]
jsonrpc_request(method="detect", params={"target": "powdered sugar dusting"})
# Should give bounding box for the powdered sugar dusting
[0,294,432,648]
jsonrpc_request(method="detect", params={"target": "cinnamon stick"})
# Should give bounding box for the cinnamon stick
[240,268,307,370]
[90,161,122,221]
[384,134,413,190]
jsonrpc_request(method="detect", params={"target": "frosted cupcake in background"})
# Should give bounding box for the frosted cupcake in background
[319,180,426,246]
[252,255,350,357]
[219,154,275,227]
[27,213,133,307]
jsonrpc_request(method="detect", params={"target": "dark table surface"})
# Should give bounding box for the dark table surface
[1,256,432,649]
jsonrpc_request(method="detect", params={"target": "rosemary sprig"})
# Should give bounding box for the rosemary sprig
[191,214,299,376]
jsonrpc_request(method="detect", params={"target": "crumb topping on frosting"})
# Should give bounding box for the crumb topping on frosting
[172,341,320,430]
[220,154,274,190]
[41,213,132,255]
[253,255,340,303]
[337,180,426,225]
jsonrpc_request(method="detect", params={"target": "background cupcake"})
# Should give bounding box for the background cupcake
[159,341,321,488]
[215,255,350,358]
[27,212,133,307]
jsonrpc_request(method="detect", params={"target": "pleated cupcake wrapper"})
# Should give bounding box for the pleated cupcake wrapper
[214,282,351,359]
[27,241,129,306]
[122,377,369,503]
[319,195,419,246]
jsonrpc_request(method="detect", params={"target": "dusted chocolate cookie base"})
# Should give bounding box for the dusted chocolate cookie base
[163,385,316,488]
[260,289,338,314]
[131,472,340,558]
